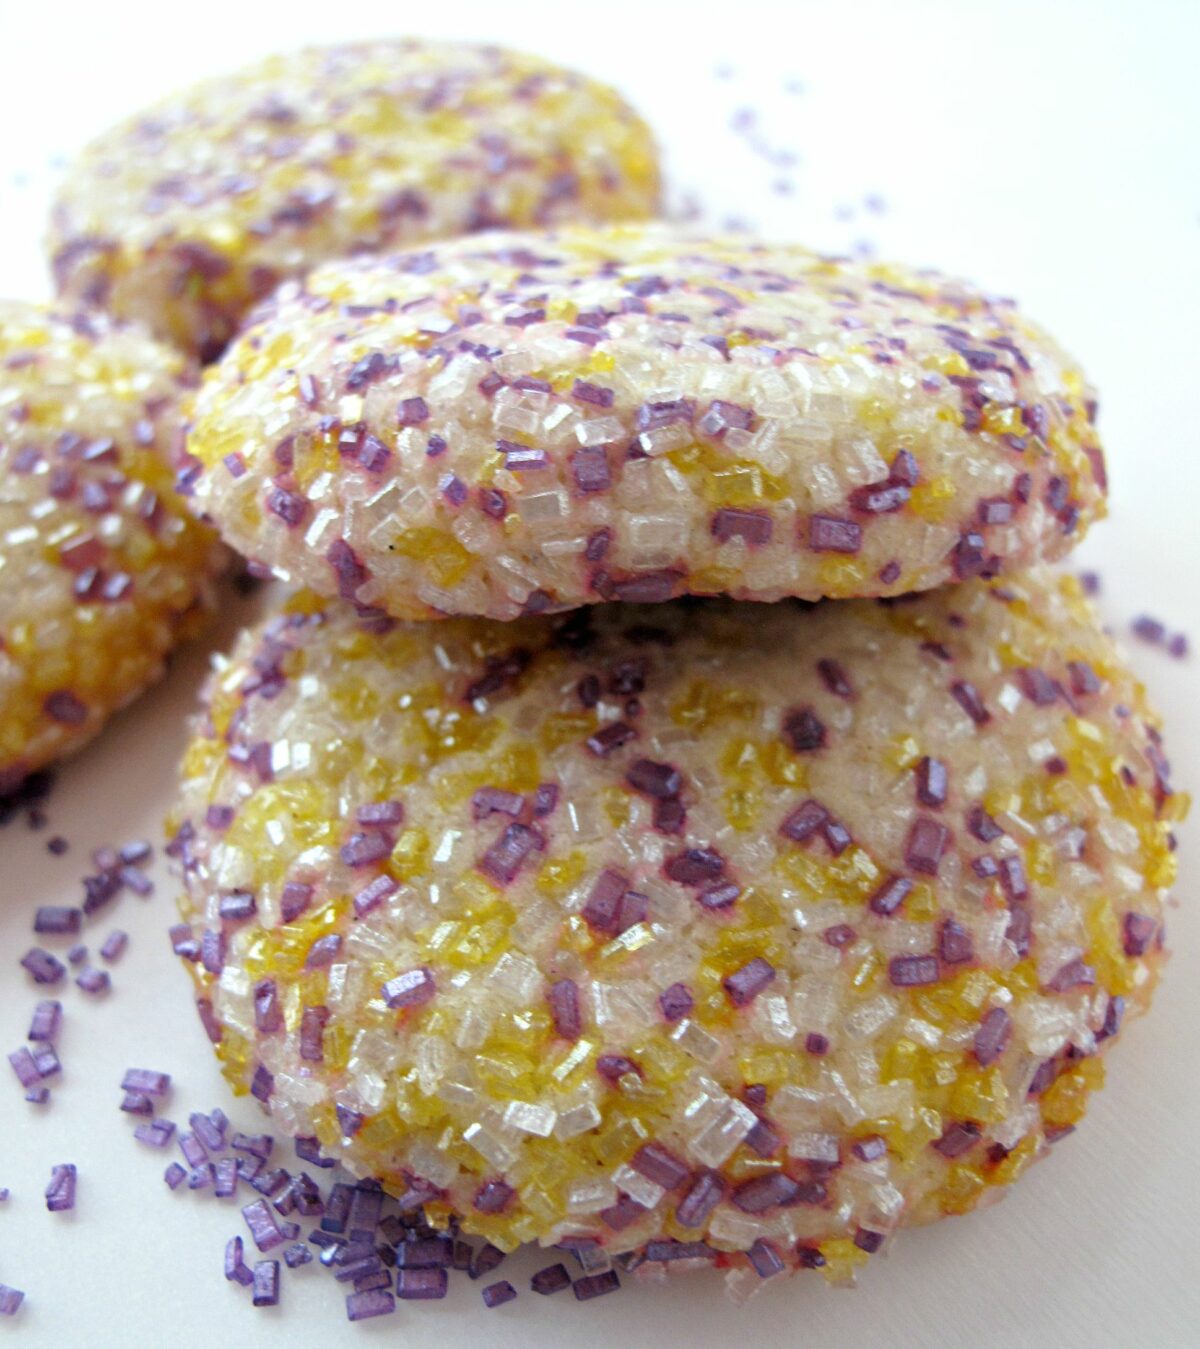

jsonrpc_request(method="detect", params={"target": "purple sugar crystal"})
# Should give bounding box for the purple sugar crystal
[916,757,948,808]
[780,799,829,843]
[905,816,951,875]
[658,982,693,1022]
[676,1171,727,1228]
[869,874,912,916]
[547,978,582,1040]
[476,822,540,885]
[381,966,436,1010]
[973,1007,1012,1066]
[808,514,862,553]
[482,1280,517,1308]
[632,1142,690,1190]
[531,1263,571,1294]
[252,1260,280,1307]
[625,759,682,799]
[731,1173,804,1213]
[396,1266,451,1303]
[723,957,776,1007]
[888,955,940,987]
[783,707,826,753]
[346,1288,395,1320]
[45,1163,76,1212]
[572,1270,620,1301]
[933,1122,981,1158]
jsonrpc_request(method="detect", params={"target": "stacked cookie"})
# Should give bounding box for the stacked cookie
[36,42,1185,1289]
[165,224,1179,1285]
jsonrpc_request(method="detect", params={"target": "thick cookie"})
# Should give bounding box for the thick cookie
[169,568,1178,1281]
[48,41,660,361]
[0,303,225,792]
[184,225,1107,620]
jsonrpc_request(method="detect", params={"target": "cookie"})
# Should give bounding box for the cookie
[184,224,1106,620]
[48,41,660,360]
[169,567,1177,1279]
[0,303,225,792]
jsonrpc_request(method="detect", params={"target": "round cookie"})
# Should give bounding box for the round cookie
[48,41,661,361]
[0,303,226,792]
[184,224,1107,622]
[169,568,1179,1282]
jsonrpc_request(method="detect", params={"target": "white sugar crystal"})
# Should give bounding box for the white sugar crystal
[412,1035,447,1095]
[504,1100,557,1137]
[325,964,354,1008]
[670,1018,722,1064]
[276,1072,324,1108]
[437,1079,478,1109]
[432,829,463,865]
[428,358,475,399]
[218,965,251,998]
[825,1069,867,1124]
[351,1067,386,1111]
[463,1122,516,1168]
[687,1098,756,1167]
[1097,815,1139,855]
[903,1017,943,1048]
[788,1131,841,1165]
[1113,863,1143,893]
[492,400,542,436]
[707,1209,767,1247]
[512,898,561,952]
[575,416,624,446]
[843,994,899,1041]
[752,993,798,1043]
[453,1006,491,1049]
[540,534,589,557]
[786,417,835,450]
[637,423,692,456]
[993,1103,1041,1150]
[566,1178,617,1214]
[516,489,567,526]
[790,976,841,1033]
[628,512,687,548]
[542,404,574,434]
[492,350,539,379]
[997,682,1021,713]
[856,1081,914,1127]
[554,1100,602,1139]
[405,1139,458,1188]
[551,1038,594,1082]
[1014,997,1078,1057]
[999,810,1037,838]
[611,1163,664,1210]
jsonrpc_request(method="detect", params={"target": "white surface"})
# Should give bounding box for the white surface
[1,2,1198,1345]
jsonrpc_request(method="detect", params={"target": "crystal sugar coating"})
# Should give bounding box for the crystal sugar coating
[170,568,1181,1280]
[0,302,226,792]
[185,223,1107,621]
[48,41,661,361]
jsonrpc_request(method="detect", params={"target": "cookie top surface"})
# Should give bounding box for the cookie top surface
[48,41,661,360]
[185,224,1107,620]
[170,568,1177,1274]
[0,302,225,789]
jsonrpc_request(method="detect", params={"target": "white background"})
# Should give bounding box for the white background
[0,2,1197,1346]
